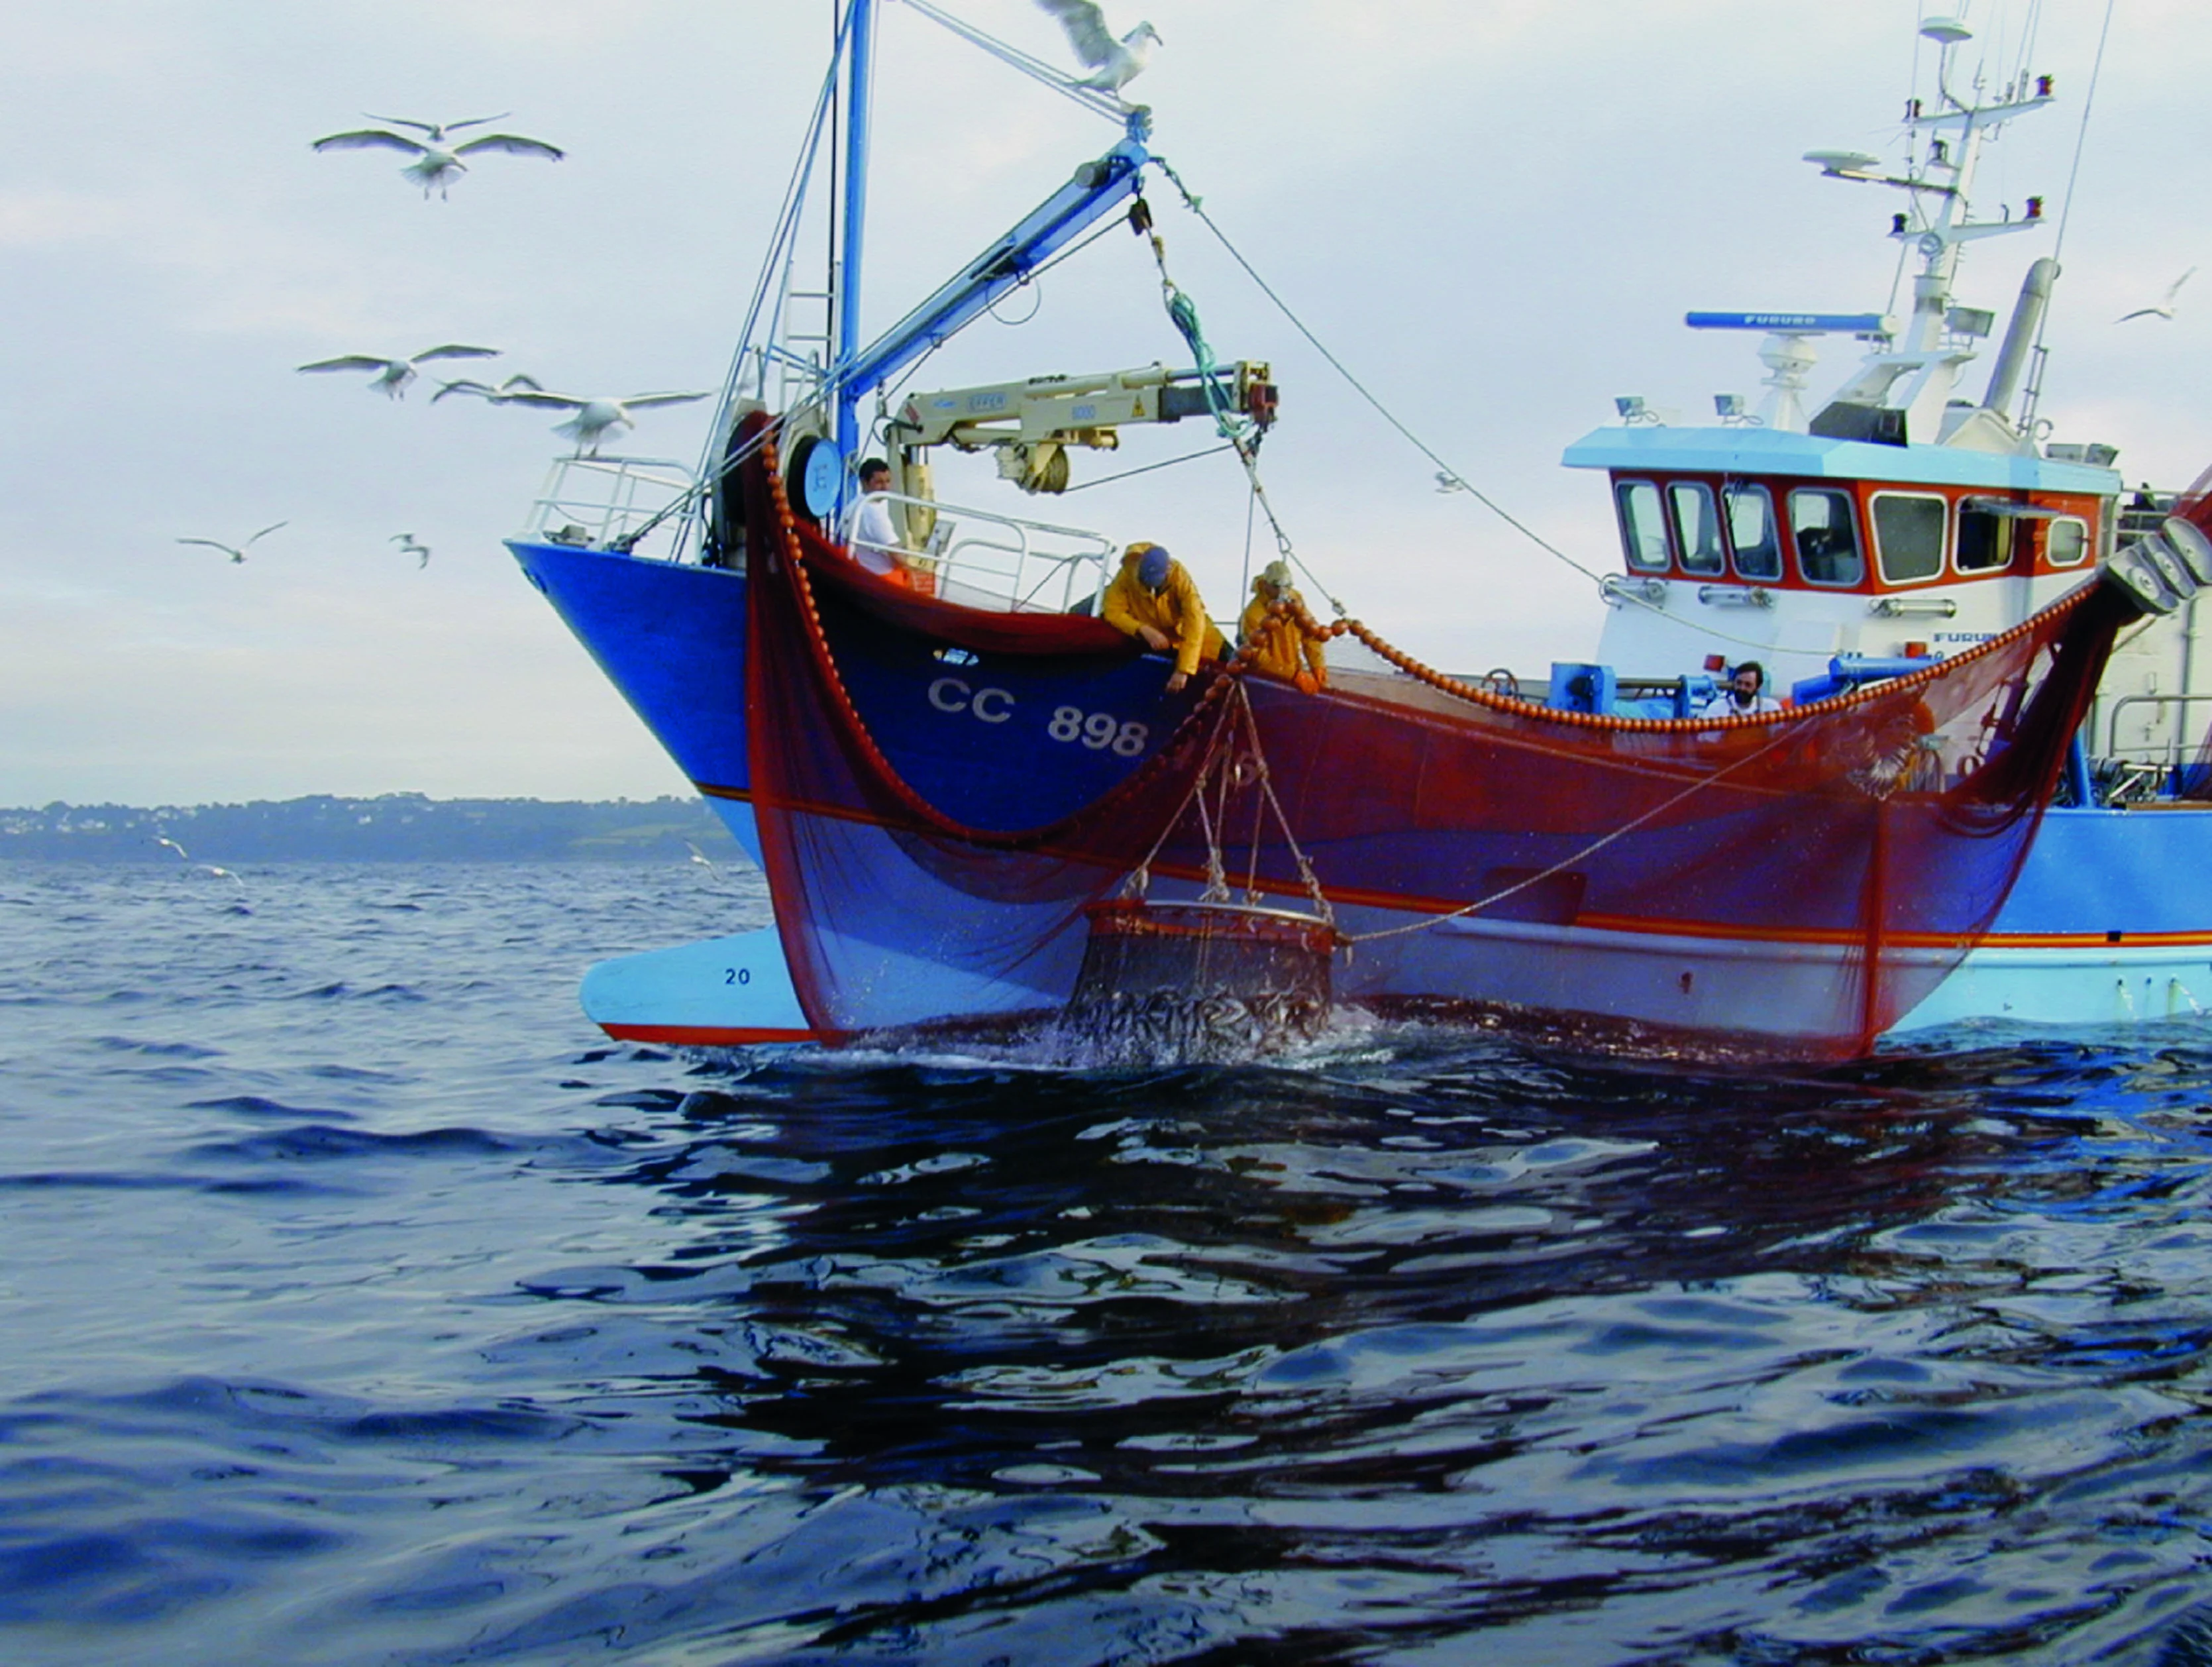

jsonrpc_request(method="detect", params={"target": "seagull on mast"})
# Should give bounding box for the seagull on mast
[471,386,713,455]
[311,115,564,198]
[2119,267,2196,323]
[297,344,501,398]
[177,521,288,563]
[392,534,431,568]
[1033,0,1161,95]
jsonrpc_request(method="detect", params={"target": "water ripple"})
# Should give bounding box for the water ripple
[7,865,2212,1663]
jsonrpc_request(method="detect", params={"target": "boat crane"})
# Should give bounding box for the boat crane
[886,359,1277,494]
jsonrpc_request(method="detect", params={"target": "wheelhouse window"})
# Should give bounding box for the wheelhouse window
[1667,482,1725,576]
[2046,516,2089,567]
[1789,488,1864,585]
[1724,484,1781,580]
[1871,492,1947,584]
[1956,502,2017,573]
[1616,480,1671,572]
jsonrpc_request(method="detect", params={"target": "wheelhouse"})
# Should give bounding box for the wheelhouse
[1607,468,2103,592]
[1564,427,2121,597]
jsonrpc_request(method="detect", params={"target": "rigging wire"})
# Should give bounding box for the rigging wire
[1060,443,1236,494]
[891,0,1132,126]
[2014,0,2113,427]
[2045,0,2115,274]
[1150,158,1608,594]
[1148,159,1797,652]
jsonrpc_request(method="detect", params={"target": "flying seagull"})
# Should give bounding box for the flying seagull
[1435,470,1470,494]
[154,834,243,887]
[178,521,288,563]
[392,533,431,568]
[475,386,713,455]
[311,116,564,198]
[2119,267,2197,323]
[430,372,543,403]
[297,344,501,398]
[1033,0,1161,95]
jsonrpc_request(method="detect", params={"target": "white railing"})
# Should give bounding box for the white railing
[853,491,1116,614]
[523,455,697,558]
[2103,692,2212,779]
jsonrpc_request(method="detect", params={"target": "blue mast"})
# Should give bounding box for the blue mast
[833,0,877,478]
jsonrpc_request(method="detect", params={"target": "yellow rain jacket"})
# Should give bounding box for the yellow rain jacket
[1102,545,1226,678]
[1239,577,1328,686]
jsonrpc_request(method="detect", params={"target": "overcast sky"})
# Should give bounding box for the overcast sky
[5,0,2207,806]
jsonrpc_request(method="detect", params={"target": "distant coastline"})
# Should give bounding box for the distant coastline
[0,794,747,864]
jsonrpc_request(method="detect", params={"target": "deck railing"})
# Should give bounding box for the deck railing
[2102,692,2212,796]
[853,491,1116,614]
[523,455,697,558]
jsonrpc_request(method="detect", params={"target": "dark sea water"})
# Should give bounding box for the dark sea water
[9,861,2212,1666]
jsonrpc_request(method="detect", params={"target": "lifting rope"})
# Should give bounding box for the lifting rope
[1132,196,1346,617]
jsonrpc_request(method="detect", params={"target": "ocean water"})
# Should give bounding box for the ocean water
[7,861,2212,1666]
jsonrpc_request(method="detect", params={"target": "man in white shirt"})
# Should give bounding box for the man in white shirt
[847,457,909,582]
[1703,661,1781,716]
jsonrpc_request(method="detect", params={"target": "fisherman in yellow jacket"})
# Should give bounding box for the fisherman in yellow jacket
[1238,560,1328,692]
[1102,542,1226,692]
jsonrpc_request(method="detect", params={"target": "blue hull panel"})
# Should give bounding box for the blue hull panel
[1893,804,2212,1032]
[510,539,753,832]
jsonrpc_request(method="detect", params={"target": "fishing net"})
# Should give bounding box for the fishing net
[739,415,2134,1057]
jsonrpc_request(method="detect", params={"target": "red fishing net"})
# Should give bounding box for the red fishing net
[739,415,2134,1057]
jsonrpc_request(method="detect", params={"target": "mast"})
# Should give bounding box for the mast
[833,0,878,479]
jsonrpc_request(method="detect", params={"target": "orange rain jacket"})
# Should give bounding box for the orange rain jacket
[1101,545,1227,678]
[1238,578,1328,686]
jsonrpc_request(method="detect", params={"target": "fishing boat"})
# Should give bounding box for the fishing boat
[512,2,2210,1061]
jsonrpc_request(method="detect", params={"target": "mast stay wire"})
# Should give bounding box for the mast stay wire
[1146,159,1798,653]
[2023,0,2116,399]
[892,0,1133,127]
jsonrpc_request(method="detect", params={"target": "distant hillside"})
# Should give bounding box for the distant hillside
[0,795,750,864]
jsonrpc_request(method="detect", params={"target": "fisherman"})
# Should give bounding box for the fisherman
[1102,542,1226,693]
[1703,660,1780,716]
[1238,560,1328,693]
[845,458,913,585]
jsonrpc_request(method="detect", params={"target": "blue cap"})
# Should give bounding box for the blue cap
[1138,546,1171,588]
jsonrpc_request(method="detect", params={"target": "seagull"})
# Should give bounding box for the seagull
[430,372,543,402]
[297,344,501,398]
[363,112,511,144]
[392,533,431,568]
[478,387,713,455]
[1034,0,1161,95]
[178,521,288,563]
[2119,267,2196,323]
[1435,470,1470,494]
[154,834,244,887]
[311,117,563,198]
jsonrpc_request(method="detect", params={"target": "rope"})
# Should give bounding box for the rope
[1270,576,2090,733]
[1060,442,1236,494]
[1113,673,1333,924]
[1135,197,1343,614]
[753,418,1248,852]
